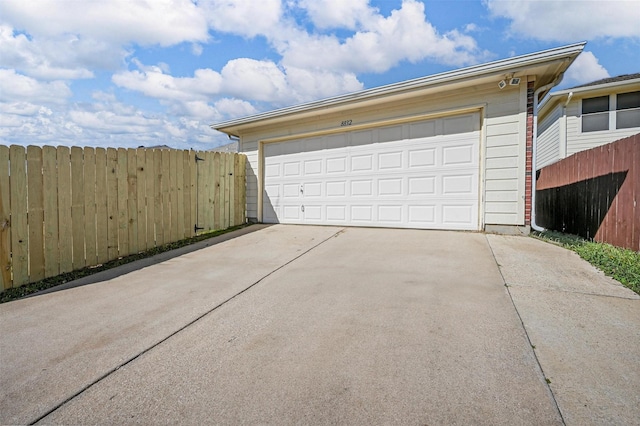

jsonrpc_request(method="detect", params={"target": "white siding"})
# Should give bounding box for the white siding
[240,81,527,227]
[537,104,562,169]
[565,100,640,156]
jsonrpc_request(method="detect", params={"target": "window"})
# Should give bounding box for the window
[581,91,640,132]
[616,91,640,129]
[581,96,609,132]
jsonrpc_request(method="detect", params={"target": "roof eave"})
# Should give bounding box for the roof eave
[212,42,586,135]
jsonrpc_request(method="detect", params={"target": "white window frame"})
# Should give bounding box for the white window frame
[580,91,640,134]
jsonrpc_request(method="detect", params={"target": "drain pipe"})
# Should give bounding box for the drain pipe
[531,77,564,232]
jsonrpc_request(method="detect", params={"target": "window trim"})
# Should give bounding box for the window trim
[580,91,640,134]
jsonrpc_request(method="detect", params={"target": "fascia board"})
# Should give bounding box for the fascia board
[212,42,586,134]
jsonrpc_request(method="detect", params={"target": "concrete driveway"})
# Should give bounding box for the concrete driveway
[1,225,638,425]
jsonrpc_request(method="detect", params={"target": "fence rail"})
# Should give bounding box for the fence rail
[0,145,246,290]
[536,134,638,251]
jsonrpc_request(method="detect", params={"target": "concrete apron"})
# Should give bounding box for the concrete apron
[1,226,566,425]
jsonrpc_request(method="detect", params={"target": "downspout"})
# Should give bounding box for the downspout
[531,76,564,232]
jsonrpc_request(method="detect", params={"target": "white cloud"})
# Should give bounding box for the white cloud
[564,51,610,85]
[220,59,289,102]
[0,0,209,46]
[485,0,640,41]
[112,64,223,102]
[299,0,377,30]
[214,98,259,118]
[0,25,106,80]
[113,57,363,108]
[201,0,283,38]
[280,0,486,73]
[0,69,72,104]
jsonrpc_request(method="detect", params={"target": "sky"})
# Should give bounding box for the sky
[0,0,639,151]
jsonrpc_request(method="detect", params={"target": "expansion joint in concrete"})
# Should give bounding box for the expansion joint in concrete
[484,235,567,425]
[28,227,346,425]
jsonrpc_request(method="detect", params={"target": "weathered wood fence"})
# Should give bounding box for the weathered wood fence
[536,134,639,251]
[0,145,246,290]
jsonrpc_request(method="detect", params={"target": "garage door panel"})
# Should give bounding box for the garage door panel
[442,175,475,194]
[442,144,475,165]
[351,205,373,221]
[326,205,346,221]
[442,204,476,226]
[378,178,403,196]
[408,205,436,223]
[378,205,403,222]
[283,205,300,220]
[304,159,322,175]
[351,180,373,196]
[409,148,436,167]
[326,157,347,173]
[379,125,403,142]
[351,155,373,172]
[378,151,403,169]
[263,113,480,230]
[303,182,322,197]
[409,120,437,139]
[409,176,436,195]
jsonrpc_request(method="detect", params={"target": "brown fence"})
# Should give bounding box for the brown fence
[536,134,639,251]
[0,145,246,290]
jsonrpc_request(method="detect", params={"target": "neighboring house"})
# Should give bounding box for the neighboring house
[537,73,640,169]
[212,43,585,233]
[209,141,239,153]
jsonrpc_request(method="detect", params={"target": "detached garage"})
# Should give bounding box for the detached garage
[212,43,585,233]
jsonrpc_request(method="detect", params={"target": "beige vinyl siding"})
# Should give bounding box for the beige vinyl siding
[537,103,562,169]
[240,81,526,226]
[565,99,640,156]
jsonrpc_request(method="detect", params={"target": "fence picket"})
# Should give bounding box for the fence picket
[71,147,85,269]
[174,151,183,239]
[116,148,129,256]
[9,146,28,286]
[84,148,97,266]
[57,147,73,275]
[154,150,164,245]
[169,150,178,242]
[189,151,197,238]
[212,152,221,230]
[127,149,138,254]
[27,146,45,282]
[224,153,231,229]
[43,146,60,277]
[136,148,146,252]
[106,148,118,259]
[0,146,11,289]
[181,150,191,238]
[161,149,171,245]
[145,149,156,249]
[95,148,109,264]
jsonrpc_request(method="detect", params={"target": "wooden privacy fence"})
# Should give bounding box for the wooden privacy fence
[536,134,639,251]
[0,145,246,290]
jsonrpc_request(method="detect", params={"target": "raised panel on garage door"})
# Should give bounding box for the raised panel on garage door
[262,112,480,230]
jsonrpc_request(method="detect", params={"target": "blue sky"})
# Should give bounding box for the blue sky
[1,0,638,150]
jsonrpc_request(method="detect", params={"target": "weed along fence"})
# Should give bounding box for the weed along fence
[0,145,246,291]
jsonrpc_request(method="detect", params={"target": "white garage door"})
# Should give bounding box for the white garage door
[263,112,481,230]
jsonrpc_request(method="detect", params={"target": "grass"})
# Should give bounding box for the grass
[0,224,249,304]
[532,230,640,295]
